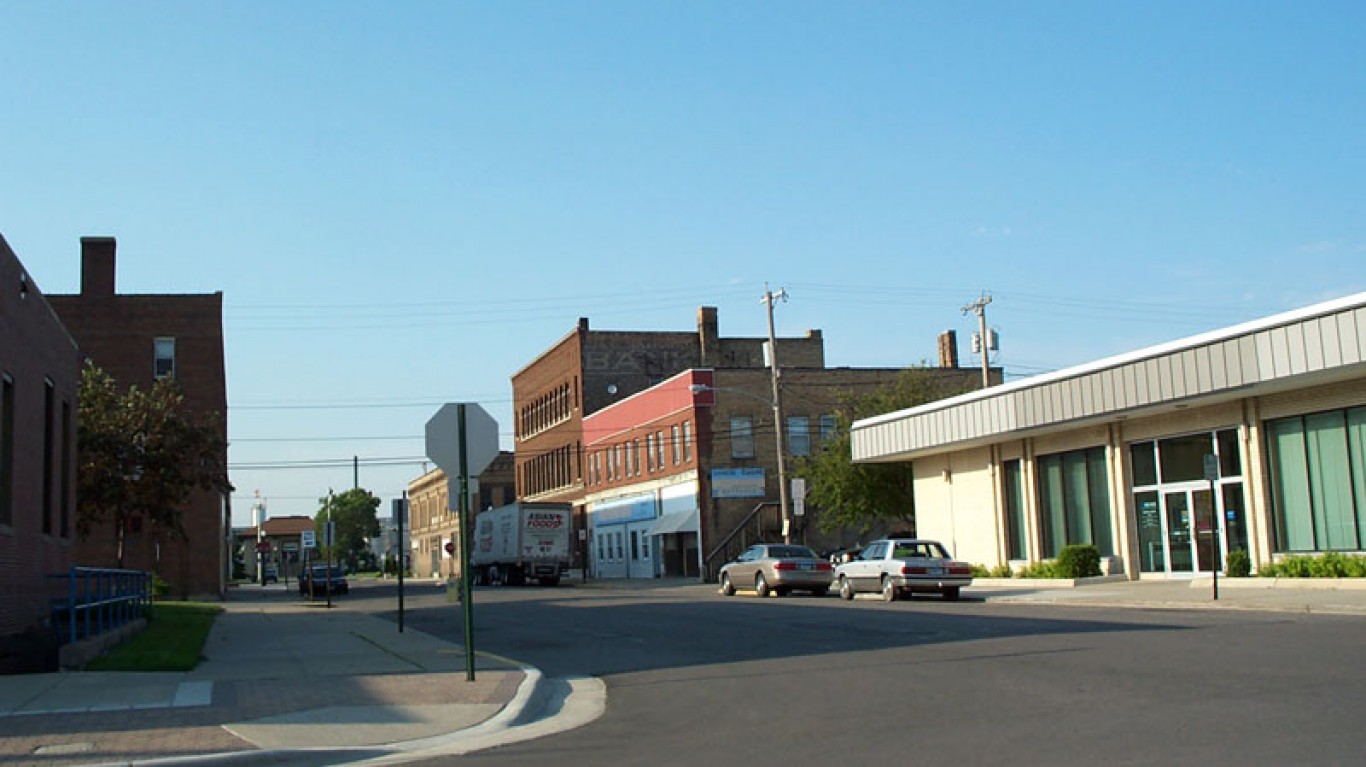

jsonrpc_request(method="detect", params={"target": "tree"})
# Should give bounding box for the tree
[316,488,381,570]
[795,367,977,535]
[77,363,232,567]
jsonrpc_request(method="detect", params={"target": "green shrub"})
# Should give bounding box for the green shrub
[1055,544,1102,578]
[1016,560,1061,579]
[988,563,1013,578]
[1260,553,1366,578]
[1225,549,1251,577]
[151,574,171,599]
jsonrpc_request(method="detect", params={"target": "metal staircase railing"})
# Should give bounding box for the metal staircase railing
[703,501,782,581]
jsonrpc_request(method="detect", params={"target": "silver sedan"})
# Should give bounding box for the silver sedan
[719,544,834,597]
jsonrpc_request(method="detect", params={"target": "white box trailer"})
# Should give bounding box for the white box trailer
[469,502,572,586]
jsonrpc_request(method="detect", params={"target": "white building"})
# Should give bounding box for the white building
[851,293,1366,578]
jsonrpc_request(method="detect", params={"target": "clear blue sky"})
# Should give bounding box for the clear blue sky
[4,2,1363,526]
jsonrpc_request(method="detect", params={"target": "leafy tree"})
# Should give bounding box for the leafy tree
[316,488,380,569]
[795,367,976,535]
[77,363,232,566]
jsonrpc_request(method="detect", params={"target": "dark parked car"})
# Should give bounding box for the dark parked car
[299,564,348,596]
[719,544,833,597]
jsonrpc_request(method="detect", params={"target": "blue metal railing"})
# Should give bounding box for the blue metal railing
[48,567,153,646]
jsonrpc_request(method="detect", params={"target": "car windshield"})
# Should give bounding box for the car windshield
[310,566,344,577]
[768,545,819,559]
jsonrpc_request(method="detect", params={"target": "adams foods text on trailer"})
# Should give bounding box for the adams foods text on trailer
[470,502,572,586]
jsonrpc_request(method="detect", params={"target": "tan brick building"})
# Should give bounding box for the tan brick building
[0,234,80,672]
[406,451,515,580]
[47,237,230,599]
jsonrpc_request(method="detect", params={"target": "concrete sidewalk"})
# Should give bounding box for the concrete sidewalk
[0,587,566,767]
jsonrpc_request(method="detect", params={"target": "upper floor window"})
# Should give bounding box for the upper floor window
[787,416,811,457]
[154,337,176,379]
[819,414,838,445]
[731,416,754,459]
[683,421,693,462]
[671,425,681,464]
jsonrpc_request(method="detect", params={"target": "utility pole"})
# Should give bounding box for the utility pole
[961,293,993,388]
[762,285,793,544]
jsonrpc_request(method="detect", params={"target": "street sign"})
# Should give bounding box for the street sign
[791,478,807,516]
[255,541,271,554]
[300,529,317,549]
[426,403,499,476]
[444,540,455,555]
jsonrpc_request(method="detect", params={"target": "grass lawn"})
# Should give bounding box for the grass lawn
[85,601,223,672]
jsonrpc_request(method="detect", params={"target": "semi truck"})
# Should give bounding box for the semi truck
[469,502,572,586]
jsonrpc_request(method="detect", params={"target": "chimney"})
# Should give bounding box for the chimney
[80,237,117,297]
[938,330,959,368]
[697,306,719,367]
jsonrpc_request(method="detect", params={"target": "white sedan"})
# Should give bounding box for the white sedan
[834,538,972,601]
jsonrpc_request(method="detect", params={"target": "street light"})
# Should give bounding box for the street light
[690,383,793,544]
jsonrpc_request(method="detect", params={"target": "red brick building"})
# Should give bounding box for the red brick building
[0,234,81,672]
[512,307,826,571]
[47,238,229,599]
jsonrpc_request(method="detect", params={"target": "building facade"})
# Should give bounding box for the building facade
[851,293,1366,578]
[406,451,515,580]
[47,237,230,599]
[511,307,825,571]
[582,364,984,580]
[0,235,80,672]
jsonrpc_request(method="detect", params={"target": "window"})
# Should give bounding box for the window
[1003,460,1026,560]
[819,414,838,445]
[1035,446,1112,558]
[646,434,655,471]
[43,380,54,535]
[730,416,754,459]
[787,416,810,457]
[671,425,681,464]
[0,375,12,526]
[153,337,176,379]
[1268,407,1366,552]
[61,399,72,538]
[683,421,693,462]
[656,431,665,468]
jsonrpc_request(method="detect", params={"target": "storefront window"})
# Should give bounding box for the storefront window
[1268,407,1366,552]
[1035,446,1112,557]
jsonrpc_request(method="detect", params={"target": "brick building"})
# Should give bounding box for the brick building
[582,364,985,580]
[511,307,825,571]
[406,451,515,580]
[47,237,230,599]
[0,234,80,672]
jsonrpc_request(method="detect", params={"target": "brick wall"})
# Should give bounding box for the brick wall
[0,235,79,669]
[46,239,229,599]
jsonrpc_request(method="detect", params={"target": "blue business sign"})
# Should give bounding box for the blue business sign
[593,493,658,526]
[711,468,766,498]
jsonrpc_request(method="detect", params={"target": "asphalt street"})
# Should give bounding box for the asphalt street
[385,581,1366,767]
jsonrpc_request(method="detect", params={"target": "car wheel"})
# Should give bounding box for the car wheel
[755,573,770,598]
[810,587,829,597]
[881,577,898,602]
[943,586,961,601]
[720,573,736,596]
[839,576,855,601]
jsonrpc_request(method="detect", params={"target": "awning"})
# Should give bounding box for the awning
[645,509,698,537]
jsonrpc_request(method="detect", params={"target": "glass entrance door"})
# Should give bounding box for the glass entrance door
[1157,487,1222,575]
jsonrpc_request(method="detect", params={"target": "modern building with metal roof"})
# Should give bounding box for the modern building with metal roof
[851,292,1366,579]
